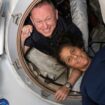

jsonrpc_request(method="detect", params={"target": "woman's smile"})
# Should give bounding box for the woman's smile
[60,46,90,71]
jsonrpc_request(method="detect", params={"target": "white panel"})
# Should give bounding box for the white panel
[0,17,5,55]
[0,55,57,105]
[98,0,105,23]
[0,0,2,12]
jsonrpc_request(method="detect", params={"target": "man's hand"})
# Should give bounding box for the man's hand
[55,85,70,102]
[21,25,33,53]
[21,25,33,42]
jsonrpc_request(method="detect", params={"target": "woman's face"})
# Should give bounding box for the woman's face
[59,46,90,71]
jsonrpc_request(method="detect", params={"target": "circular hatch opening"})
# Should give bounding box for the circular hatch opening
[17,0,81,101]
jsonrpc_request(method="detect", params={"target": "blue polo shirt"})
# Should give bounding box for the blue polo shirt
[81,46,105,105]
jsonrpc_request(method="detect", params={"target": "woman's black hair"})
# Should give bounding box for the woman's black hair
[56,31,85,66]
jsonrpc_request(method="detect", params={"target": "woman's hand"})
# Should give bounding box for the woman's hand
[55,85,70,102]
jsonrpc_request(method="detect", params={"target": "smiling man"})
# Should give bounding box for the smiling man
[21,0,82,55]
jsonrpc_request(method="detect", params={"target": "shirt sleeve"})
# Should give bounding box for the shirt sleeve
[24,36,35,47]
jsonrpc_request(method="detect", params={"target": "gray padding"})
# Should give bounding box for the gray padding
[26,48,66,80]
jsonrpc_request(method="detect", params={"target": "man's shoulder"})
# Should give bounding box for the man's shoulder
[66,22,82,36]
[57,16,67,28]
[58,16,77,29]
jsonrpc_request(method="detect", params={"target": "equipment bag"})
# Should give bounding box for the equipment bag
[26,48,67,81]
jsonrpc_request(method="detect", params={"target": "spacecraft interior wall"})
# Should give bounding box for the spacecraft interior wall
[2,1,64,105]
[98,0,105,23]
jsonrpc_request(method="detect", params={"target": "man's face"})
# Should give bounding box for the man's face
[30,3,58,37]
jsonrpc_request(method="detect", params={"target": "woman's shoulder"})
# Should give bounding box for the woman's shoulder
[95,46,105,56]
[93,46,105,62]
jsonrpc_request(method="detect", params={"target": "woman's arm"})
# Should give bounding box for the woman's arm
[55,69,83,101]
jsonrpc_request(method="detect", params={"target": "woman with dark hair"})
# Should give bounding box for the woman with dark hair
[55,32,105,105]
[56,31,90,71]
